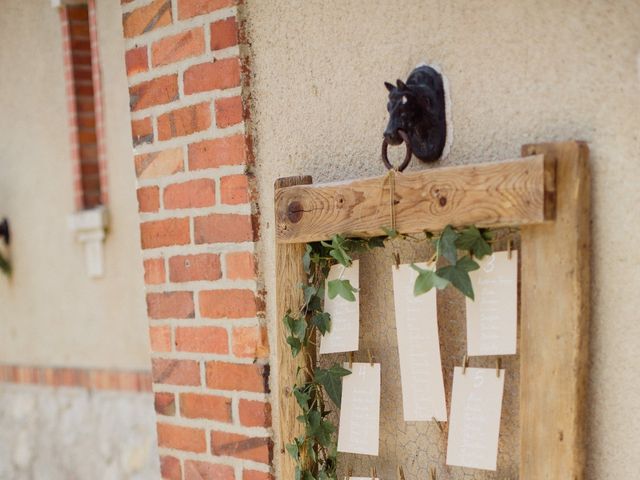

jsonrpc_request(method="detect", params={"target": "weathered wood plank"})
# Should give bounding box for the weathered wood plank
[520,141,590,479]
[275,154,554,244]
[274,176,314,480]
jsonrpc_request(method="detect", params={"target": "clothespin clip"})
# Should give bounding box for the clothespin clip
[429,466,437,480]
[368,349,374,366]
[462,354,469,374]
[371,466,377,480]
[393,252,401,269]
[496,357,501,378]
[397,465,406,480]
[507,237,513,260]
[432,416,444,433]
[347,351,354,369]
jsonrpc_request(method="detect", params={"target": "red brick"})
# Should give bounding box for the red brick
[157,102,211,140]
[211,431,271,464]
[232,326,268,359]
[199,289,256,319]
[160,455,181,480]
[178,0,237,19]
[163,179,215,210]
[194,214,253,244]
[137,186,160,212]
[152,27,205,67]
[175,326,228,354]
[125,46,148,76]
[149,325,171,352]
[144,258,165,285]
[123,0,172,38]
[129,74,178,111]
[215,96,243,128]
[184,461,235,480]
[152,358,201,386]
[183,58,240,95]
[169,253,222,282]
[146,291,195,319]
[239,399,271,428]
[67,5,88,21]
[243,471,273,480]
[210,17,238,51]
[157,423,206,453]
[220,174,249,205]
[69,22,90,38]
[205,361,268,393]
[131,117,153,146]
[154,392,176,415]
[188,135,246,170]
[180,393,232,422]
[225,251,255,280]
[140,217,190,249]
[134,148,183,179]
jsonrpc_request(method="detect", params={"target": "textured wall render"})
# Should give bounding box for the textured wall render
[244,1,640,478]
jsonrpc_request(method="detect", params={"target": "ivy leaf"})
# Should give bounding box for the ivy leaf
[284,313,307,340]
[306,410,334,448]
[382,226,398,239]
[457,255,480,272]
[321,234,352,267]
[286,442,299,460]
[312,311,331,335]
[410,264,450,296]
[293,387,312,412]
[456,226,492,259]
[287,336,302,357]
[437,225,459,264]
[314,364,351,408]
[437,264,475,300]
[302,244,313,274]
[327,279,357,302]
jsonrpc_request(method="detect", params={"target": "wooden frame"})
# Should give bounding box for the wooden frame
[274,141,590,479]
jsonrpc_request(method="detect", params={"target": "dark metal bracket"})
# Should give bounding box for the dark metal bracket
[383,65,447,167]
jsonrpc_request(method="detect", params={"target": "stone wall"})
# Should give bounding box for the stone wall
[0,384,158,479]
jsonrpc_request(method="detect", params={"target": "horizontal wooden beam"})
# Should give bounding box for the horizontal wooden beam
[275,154,555,243]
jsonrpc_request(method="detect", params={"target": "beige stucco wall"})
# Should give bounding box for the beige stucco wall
[0,0,149,370]
[245,0,640,478]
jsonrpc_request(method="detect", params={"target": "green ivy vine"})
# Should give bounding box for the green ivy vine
[283,224,505,479]
[0,253,10,276]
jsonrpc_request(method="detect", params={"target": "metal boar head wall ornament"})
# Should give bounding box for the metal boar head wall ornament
[382,65,447,170]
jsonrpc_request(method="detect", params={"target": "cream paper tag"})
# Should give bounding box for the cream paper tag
[446,367,505,471]
[320,261,360,354]
[466,252,518,356]
[392,263,447,421]
[337,362,380,456]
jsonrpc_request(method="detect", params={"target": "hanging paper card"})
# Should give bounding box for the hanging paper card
[466,251,518,356]
[338,362,380,456]
[446,367,505,471]
[320,260,360,354]
[392,263,447,421]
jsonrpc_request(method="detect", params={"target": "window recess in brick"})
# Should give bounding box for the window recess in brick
[60,2,106,210]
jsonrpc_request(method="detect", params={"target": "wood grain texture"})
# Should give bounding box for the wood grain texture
[274,176,314,480]
[519,142,590,479]
[275,154,553,244]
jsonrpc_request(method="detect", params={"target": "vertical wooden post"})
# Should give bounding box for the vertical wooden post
[520,141,590,479]
[274,176,314,479]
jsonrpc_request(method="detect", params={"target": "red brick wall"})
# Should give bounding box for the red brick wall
[120,1,271,478]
